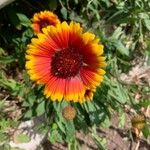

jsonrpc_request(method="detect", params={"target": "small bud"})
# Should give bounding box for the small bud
[131,114,146,130]
[131,114,146,139]
[62,105,76,120]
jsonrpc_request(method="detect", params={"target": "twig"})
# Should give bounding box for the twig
[58,0,65,8]
[135,140,140,150]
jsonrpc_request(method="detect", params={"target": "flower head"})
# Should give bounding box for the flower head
[31,10,60,33]
[26,21,106,102]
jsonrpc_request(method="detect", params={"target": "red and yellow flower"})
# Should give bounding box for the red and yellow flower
[26,21,106,102]
[31,10,60,33]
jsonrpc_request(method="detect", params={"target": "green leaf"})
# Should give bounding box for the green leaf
[87,3,100,20]
[16,13,31,27]
[144,19,150,31]
[0,100,5,111]
[91,126,107,150]
[49,123,58,144]
[142,125,150,139]
[118,109,125,128]
[113,40,129,56]
[56,120,65,133]
[0,48,5,55]
[24,110,32,119]
[85,101,95,112]
[27,93,36,106]
[1,79,17,90]
[0,56,15,64]
[65,120,75,142]
[111,27,123,39]
[0,132,8,143]
[106,10,128,24]
[22,101,29,107]
[36,101,45,116]
[139,13,149,19]
[68,139,79,150]
[15,134,30,143]
[52,123,58,130]
[101,116,110,128]
[108,80,128,104]
[49,130,57,144]
[69,11,83,22]
[60,7,67,19]
[146,49,150,65]
[139,99,150,107]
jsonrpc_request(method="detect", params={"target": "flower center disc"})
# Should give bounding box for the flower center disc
[51,49,83,78]
[40,20,49,29]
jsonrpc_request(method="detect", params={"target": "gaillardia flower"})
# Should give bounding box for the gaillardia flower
[31,10,60,33]
[26,21,106,102]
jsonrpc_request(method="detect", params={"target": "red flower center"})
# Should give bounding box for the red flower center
[51,48,83,78]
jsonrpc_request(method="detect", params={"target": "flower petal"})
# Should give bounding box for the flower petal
[80,67,104,89]
[26,55,51,84]
[44,77,66,101]
[64,76,85,102]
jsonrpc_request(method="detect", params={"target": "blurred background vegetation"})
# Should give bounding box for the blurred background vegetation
[0,0,150,149]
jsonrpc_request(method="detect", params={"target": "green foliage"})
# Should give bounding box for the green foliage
[91,125,107,150]
[15,134,31,143]
[0,102,18,147]
[142,125,150,139]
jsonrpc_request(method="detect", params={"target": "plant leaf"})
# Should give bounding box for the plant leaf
[16,13,31,27]
[15,134,30,143]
